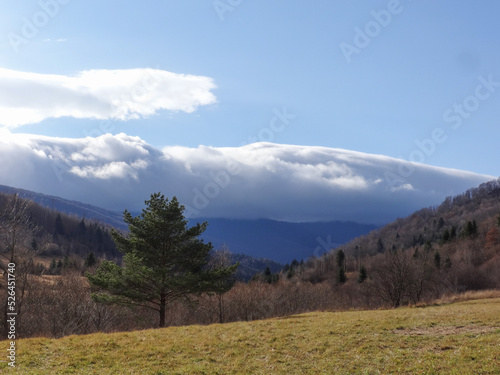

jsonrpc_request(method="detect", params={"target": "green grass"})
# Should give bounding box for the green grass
[2,298,500,374]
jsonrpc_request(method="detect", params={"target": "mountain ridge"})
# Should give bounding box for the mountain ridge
[199,217,377,263]
[0,184,377,263]
[0,184,127,230]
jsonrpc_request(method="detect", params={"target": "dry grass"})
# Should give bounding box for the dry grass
[34,256,55,268]
[393,325,498,336]
[434,289,500,304]
[1,297,499,374]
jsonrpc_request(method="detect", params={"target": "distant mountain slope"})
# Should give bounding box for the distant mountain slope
[198,218,377,264]
[0,185,376,264]
[0,184,127,230]
[336,177,500,257]
[230,253,283,281]
[0,189,120,264]
[305,177,500,290]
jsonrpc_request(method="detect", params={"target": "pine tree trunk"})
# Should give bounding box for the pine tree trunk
[218,293,224,324]
[159,295,166,328]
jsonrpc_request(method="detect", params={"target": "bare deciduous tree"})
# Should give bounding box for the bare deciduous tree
[0,195,48,338]
[206,248,235,323]
[370,250,414,307]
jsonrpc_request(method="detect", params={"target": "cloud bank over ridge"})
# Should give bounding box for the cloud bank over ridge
[0,130,494,224]
[0,67,216,127]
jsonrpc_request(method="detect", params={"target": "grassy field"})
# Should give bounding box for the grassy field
[1,297,499,374]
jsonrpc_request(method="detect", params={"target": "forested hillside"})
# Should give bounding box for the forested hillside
[0,192,120,272]
[294,178,500,306]
[0,185,127,230]
[1,179,499,339]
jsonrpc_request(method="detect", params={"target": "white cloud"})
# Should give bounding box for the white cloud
[0,131,495,224]
[0,67,217,128]
[391,183,415,192]
[70,159,148,180]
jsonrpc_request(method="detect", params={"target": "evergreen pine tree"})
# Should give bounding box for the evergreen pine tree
[413,248,420,259]
[55,213,65,236]
[437,217,445,229]
[336,250,346,269]
[434,251,441,269]
[376,238,384,253]
[441,229,450,244]
[85,252,97,268]
[79,218,87,233]
[63,255,69,268]
[337,267,347,284]
[462,220,478,238]
[472,220,478,236]
[357,266,367,283]
[264,266,273,283]
[424,241,433,252]
[335,249,347,284]
[87,193,238,327]
[444,255,452,270]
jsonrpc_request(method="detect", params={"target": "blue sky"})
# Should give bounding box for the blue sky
[0,1,499,223]
[1,1,500,176]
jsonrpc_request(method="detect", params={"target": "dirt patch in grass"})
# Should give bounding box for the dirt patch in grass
[393,324,499,336]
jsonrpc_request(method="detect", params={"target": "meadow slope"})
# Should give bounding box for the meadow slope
[2,297,499,374]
